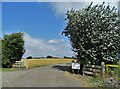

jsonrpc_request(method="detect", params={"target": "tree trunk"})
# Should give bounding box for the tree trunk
[79,63,83,75]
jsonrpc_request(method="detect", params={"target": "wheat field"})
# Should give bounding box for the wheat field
[21,58,73,68]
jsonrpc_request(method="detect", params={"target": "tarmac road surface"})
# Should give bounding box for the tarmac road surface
[2,64,82,87]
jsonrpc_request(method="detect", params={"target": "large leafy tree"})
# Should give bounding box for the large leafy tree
[0,39,2,68]
[2,32,25,68]
[62,2,120,65]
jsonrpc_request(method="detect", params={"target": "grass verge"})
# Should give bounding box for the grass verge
[0,68,23,72]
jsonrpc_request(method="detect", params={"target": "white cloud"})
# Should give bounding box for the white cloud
[23,33,73,58]
[49,2,89,16]
[48,39,64,44]
[49,0,119,16]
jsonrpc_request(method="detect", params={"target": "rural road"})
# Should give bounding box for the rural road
[2,64,82,87]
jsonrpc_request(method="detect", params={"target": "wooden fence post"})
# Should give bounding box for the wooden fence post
[25,59,28,68]
[101,62,105,79]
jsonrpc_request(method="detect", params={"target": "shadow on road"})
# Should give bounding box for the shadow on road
[52,65,71,72]
[52,65,80,74]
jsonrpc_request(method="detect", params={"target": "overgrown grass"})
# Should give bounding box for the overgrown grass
[90,67,120,87]
[111,67,120,80]
[90,76,104,87]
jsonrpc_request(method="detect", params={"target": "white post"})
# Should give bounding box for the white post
[101,62,105,79]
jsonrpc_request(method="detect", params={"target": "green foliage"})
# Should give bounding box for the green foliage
[62,2,120,64]
[26,56,32,59]
[0,39,2,68]
[109,67,120,79]
[2,32,25,68]
[46,55,53,58]
[0,68,22,72]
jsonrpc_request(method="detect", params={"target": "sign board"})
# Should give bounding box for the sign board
[72,63,80,70]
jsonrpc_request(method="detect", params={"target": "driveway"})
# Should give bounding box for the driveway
[2,64,82,87]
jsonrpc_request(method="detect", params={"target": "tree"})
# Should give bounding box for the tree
[63,56,68,58]
[46,55,53,58]
[0,39,2,67]
[26,56,32,59]
[2,32,25,68]
[62,2,120,65]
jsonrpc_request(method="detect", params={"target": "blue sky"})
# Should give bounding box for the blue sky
[2,2,74,57]
[3,2,65,39]
[0,2,1,37]
[2,1,119,58]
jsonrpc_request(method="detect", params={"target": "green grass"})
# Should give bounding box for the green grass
[111,67,120,79]
[0,68,23,72]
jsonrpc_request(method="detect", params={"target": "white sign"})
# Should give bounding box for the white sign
[72,63,80,70]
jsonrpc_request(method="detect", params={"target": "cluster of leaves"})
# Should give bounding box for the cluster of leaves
[62,2,120,64]
[2,32,25,68]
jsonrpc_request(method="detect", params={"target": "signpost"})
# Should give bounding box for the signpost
[71,62,80,74]
[72,63,80,69]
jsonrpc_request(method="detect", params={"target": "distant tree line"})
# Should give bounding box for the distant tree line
[26,55,74,59]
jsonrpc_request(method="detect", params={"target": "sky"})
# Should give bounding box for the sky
[2,1,119,58]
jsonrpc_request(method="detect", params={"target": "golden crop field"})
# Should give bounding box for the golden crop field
[21,58,74,68]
